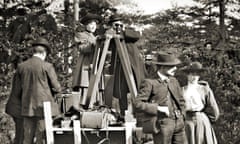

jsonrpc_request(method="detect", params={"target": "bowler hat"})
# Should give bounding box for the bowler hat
[80,13,102,25]
[108,15,122,24]
[181,61,206,73]
[32,37,51,53]
[16,6,30,16]
[147,52,181,66]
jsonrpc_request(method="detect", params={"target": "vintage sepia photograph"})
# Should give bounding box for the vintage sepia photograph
[0,0,239,144]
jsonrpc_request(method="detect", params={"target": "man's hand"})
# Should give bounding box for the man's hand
[157,106,170,116]
[105,28,116,35]
[105,33,113,39]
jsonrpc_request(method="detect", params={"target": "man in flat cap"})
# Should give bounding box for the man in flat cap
[7,37,61,144]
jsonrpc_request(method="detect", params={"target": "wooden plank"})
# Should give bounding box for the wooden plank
[44,102,83,144]
[73,120,81,144]
[43,101,54,144]
[114,38,138,118]
[52,128,73,131]
[86,36,111,108]
[125,122,135,144]
[114,38,138,98]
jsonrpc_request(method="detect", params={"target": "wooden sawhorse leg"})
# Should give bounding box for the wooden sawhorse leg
[43,101,81,144]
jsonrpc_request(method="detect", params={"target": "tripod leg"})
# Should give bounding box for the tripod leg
[114,38,138,117]
[86,37,111,108]
[114,38,138,98]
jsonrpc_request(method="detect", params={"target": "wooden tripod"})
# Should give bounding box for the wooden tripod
[85,34,138,111]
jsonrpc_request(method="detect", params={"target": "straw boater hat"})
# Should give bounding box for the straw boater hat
[80,13,102,25]
[147,52,181,66]
[32,37,51,53]
[181,61,206,73]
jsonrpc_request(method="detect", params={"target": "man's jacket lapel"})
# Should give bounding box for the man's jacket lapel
[167,79,181,108]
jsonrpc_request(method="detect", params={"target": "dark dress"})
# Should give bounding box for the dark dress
[72,31,96,89]
[72,31,97,106]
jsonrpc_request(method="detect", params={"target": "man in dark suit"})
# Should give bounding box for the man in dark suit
[104,15,146,118]
[5,72,23,144]
[14,37,61,144]
[134,52,187,144]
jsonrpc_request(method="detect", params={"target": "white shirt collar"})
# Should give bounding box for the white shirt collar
[157,71,169,81]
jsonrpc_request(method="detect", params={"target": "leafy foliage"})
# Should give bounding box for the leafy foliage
[0,1,240,144]
[139,5,240,143]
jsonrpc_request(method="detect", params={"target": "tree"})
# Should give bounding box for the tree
[74,0,79,23]
[219,0,226,45]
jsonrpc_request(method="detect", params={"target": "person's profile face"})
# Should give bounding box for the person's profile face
[187,73,200,83]
[86,21,97,33]
[103,9,112,19]
[159,66,177,76]
[112,20,124,34]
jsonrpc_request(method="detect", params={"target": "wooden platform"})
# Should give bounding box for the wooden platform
[43,101,135,144]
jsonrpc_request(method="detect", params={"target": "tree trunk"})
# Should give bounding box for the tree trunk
[2,0,8,31]
[74,0,79,22]
[219,0,226,45]
[208,2,212,23]
[73,0,80,28]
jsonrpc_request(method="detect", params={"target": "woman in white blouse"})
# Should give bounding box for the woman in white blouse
[182,61,220,144]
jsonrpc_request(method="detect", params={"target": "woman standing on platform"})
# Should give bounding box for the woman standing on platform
[72,13,102,107]
[181,61,220,144]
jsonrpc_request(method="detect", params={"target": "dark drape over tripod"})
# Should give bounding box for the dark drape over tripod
[105,28,146,114]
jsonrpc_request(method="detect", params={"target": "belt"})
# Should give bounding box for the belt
[170,110,183,120]
[186,111,201,117]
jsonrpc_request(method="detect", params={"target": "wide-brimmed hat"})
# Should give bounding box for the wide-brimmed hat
[108,15,122,24]
[80,13,102,25]
[32,37,51,53]
[147,52,181,66]
[181,61,206,73]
